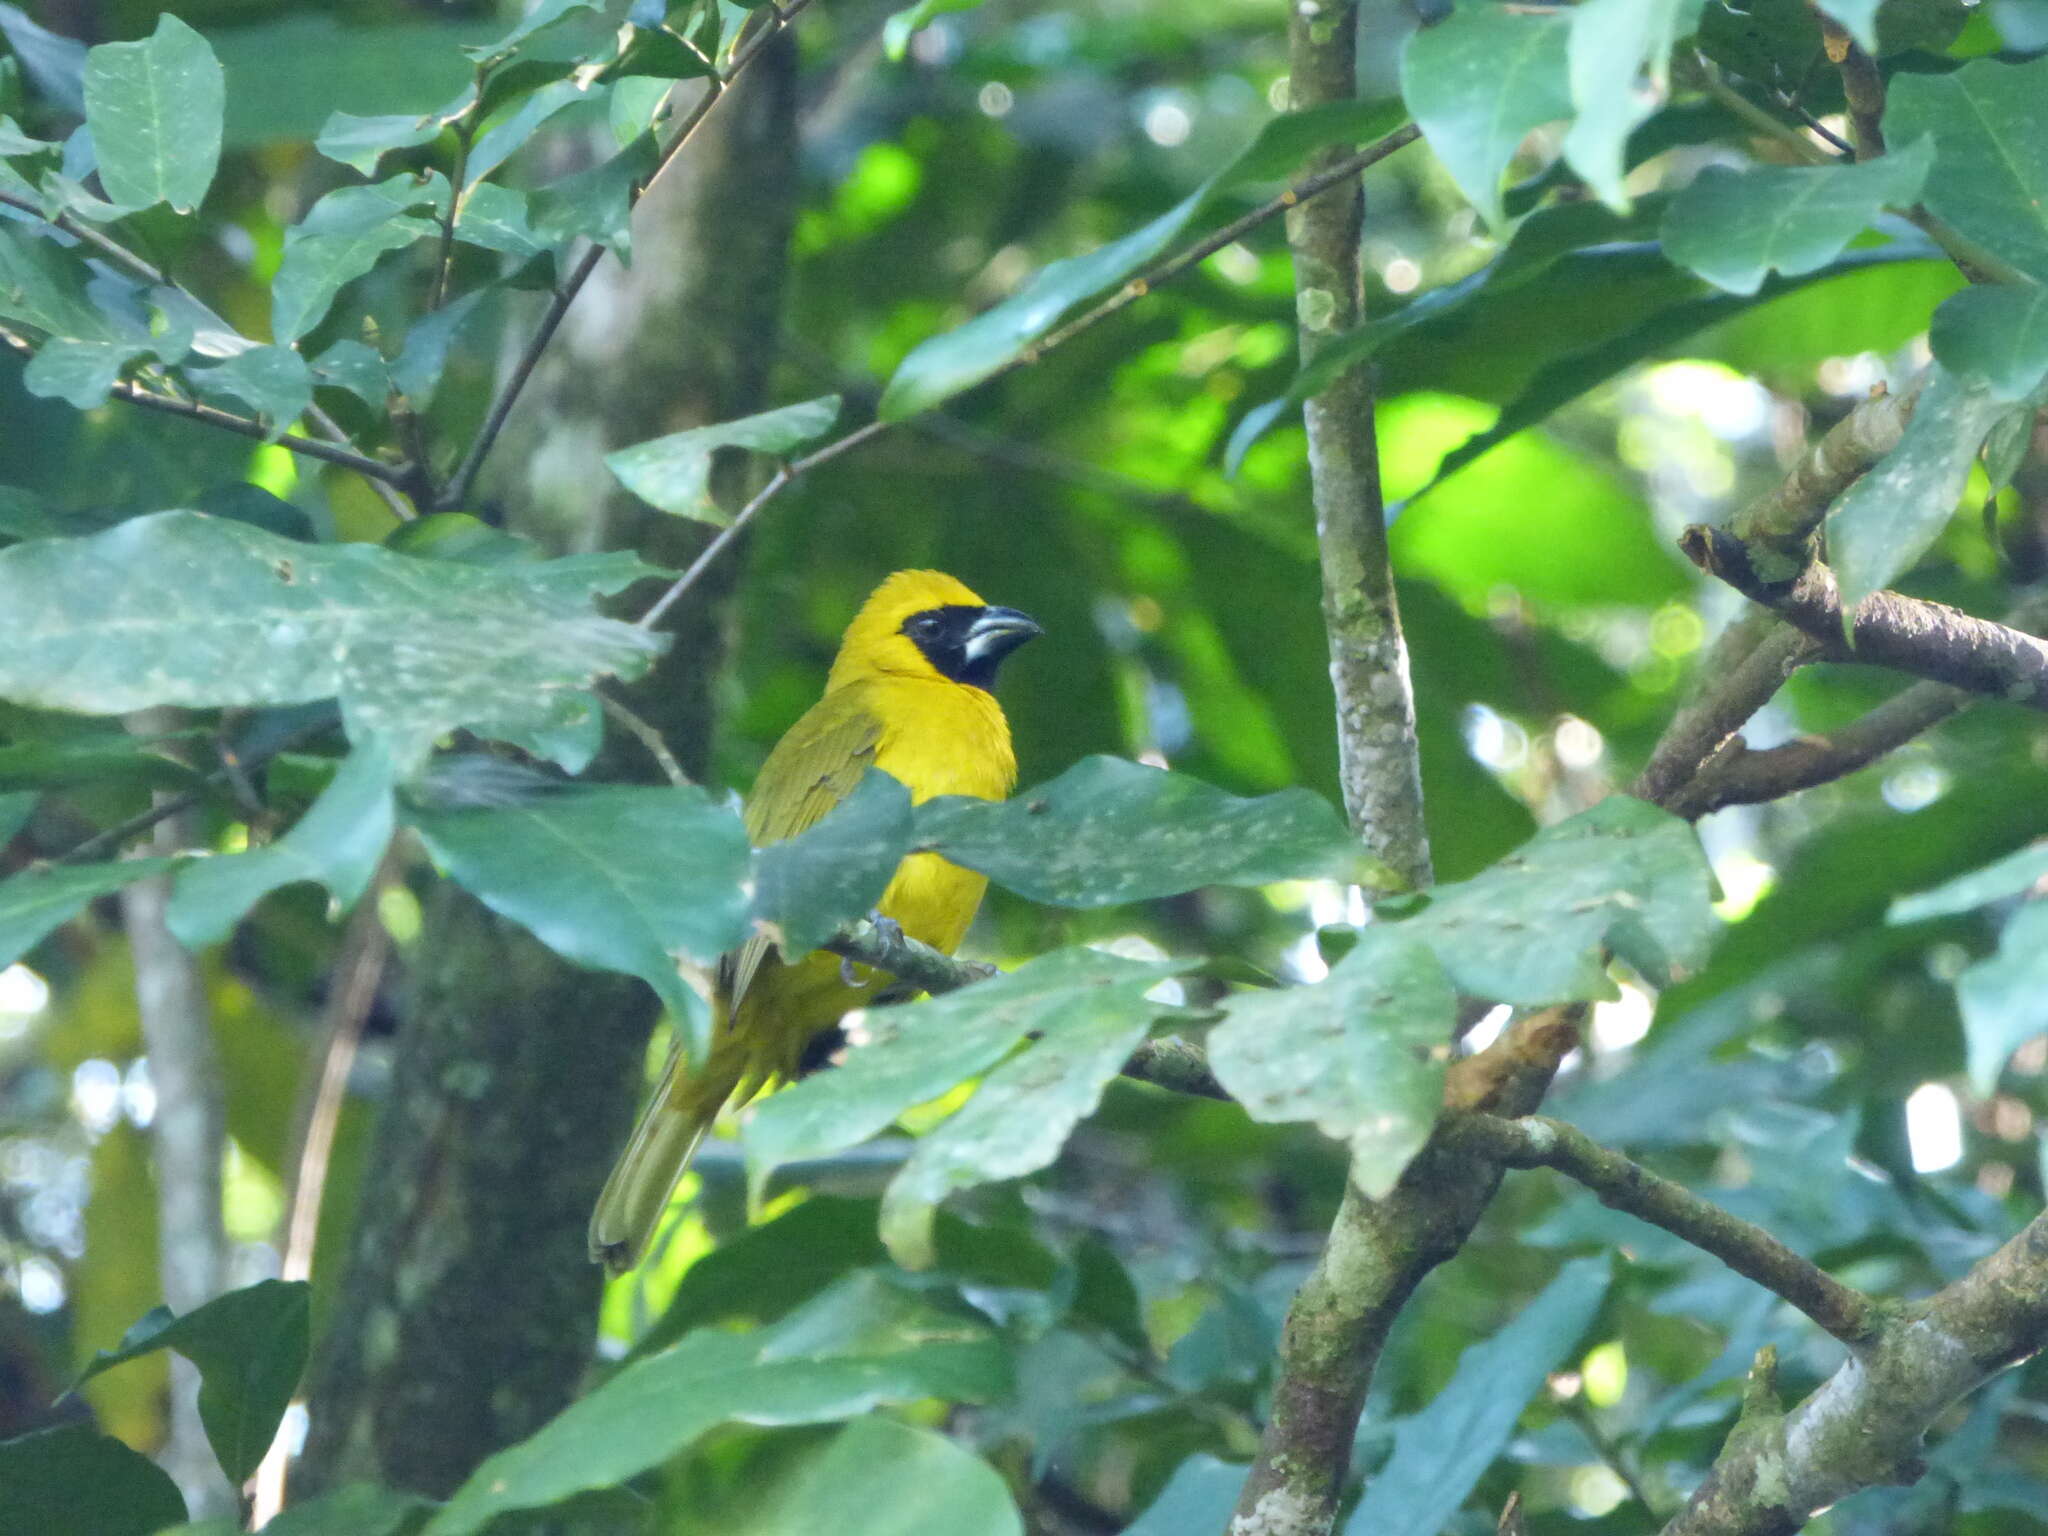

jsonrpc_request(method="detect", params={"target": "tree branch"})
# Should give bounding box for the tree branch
[1681,531,2048,709]
[1664,1209,2048,1535]
[1631,624,1818,809]
[1451,1114,1878,1346]
[440,0,818,511]
[1817,15,1886,160]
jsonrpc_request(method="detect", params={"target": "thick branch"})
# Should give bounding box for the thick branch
[1631,625,1817,809]
[1681,531,2048,709]
[1728,384,1919,557]
[1664,678,1969,820]
[1666,1209,2048,1535]
[1817,16,1886,160]
[1451,1114,1877,1346]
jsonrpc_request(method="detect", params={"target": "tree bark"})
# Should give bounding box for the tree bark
[297,40,799,1498]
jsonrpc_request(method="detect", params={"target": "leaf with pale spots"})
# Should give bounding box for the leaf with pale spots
[1208,929,1455,1196]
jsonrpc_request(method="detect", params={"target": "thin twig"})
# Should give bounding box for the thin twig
[433,121,477,313]
[599,693,691,786]
[0,188,167,284]
[441,0,818,510]
[1452,1113,1878,1346]
[1817,15,1886,160]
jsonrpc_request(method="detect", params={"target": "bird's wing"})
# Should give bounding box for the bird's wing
[718,689,885,1013]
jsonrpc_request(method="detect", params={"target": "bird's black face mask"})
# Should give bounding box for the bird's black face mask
[901,604,1043,690]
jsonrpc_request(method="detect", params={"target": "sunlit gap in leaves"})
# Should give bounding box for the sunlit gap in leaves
[1883,760,1952,813]
[0,962,50,1040]
[1907,1083,1966,1174]
[1274,881,1369,984]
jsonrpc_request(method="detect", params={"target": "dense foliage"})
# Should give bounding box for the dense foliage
[3,0,2048,1532]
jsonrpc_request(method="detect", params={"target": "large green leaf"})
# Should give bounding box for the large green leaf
[1208,930,1456,1197]
[167,745,396,948]
[0,1425,186,1536]
[0,858,177,970]
[20,336,152,409]
[1401,795,1716,1004]
[425,1271,1010,1536]
[272,217,438,345]
[1828,364,2015,614]
[1343,1256,1612,1533]
[1662,139,1932,296]
[0,225,128,340]
[408,784,751,1031]
[753,769,913,956]
[1125,1455,1251,1536]
[315,86,475,176]
[1930,284,2048,402]
[1890,842,2048,923]
[76,1279,309,1483]
[528,132,659,258]
[192,345,315,437]
[241,1486,429,1536]
[879,98,1407,420]
[81,13,222,213]
[1400,2,1570,229]
[1560,0,1706,210]
[1957,900,2048,1092]
[0,512,662,770]
[717,1417,1022,1536]
[606,396,843,525]
[917,755,1387,906]
[746,947,1181,1187]
[0,791,34,846]
[877,956,1182,1267]
[1887,55,2048,281]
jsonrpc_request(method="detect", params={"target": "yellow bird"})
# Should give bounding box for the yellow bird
[590,570,1042,1271]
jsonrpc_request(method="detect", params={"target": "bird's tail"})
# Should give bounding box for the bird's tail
[588,1037,737,1274]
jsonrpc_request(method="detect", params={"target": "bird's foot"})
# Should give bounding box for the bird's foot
[864,911,907,949]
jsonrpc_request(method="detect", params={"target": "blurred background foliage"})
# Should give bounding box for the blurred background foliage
[3,0,2048,1532]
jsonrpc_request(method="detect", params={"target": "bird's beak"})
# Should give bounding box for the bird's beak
[963,606,1043,664]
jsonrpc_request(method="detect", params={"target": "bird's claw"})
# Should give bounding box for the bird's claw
[864,911,906,949]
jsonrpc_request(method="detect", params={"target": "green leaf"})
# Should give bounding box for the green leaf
[1208,930,1455,1197]
[316,85,475,176]
[1126,1455,1250,1536]
[1930,284,2048,402]
[1403,795,1716,1004]
[878,955,1178,1267]
[1829,364,2013,613]
[879,98,1406,421]
[1343,1256,1612,1534]
[1400,2,1570,229]
[916,755,1386,907]
[454,181,546,261]
[1815,0,1882,50]
[192,345,314,437]
[81,13,223,213]
[166,745,396,948]
[464,78,589,188]
[0,4,86,117]
[719,1417,1022,1536]
[754,768,912,955]
[1891,842,2048,923]
[311,338,390,406]
[21,334,150,407]
[273,214,438,345]
[461,0,605,64]
[0,791,34,845]
[248,1486,429,1536]
[1560,0,1706,210]
[606,396,841,524]
[389,289,487,405]
[0,858,177,969]
[76,1279,310,1483]
[1662,139,1932,296]
[0,1425,186,1536]
[1958,901,2048,1092]
[1887,56,2048,281]
[882,0,986,61]
[0,224,123,339]
[424,1271,1009,1536]
[0,512,661,770]
[747,947,1182,1183]
[408,784,751,1029]
[528,130,660,259]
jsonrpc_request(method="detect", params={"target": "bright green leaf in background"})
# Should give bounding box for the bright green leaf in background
[1344,1256,1612,1533]
[917,754,1388,905]
[0,858,177,971]
[606,396,843,525]
[1209,929,1456,1197]
[1400,2,1570,230]
[1561,0,1706,210]
[1887,55,2048,282]
[0,512,662,771]
[1930,285,2048,402]
[426,1271,1010,1536]
[167,745,396,949]
[81,13,223,213]
[1827,365,2016,614]
[1662,139,1932,296]
[408,784,752,1031]
[879,99,1407,421]
[1957,901,2048,1093]
[1401,796,1716,1003]
[75,1279,309,1483]
[0,1424,187,1536]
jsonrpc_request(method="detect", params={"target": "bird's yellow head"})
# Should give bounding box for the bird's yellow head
[827,570,1042,693]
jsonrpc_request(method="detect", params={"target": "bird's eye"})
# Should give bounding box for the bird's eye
[910,615,942,639]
